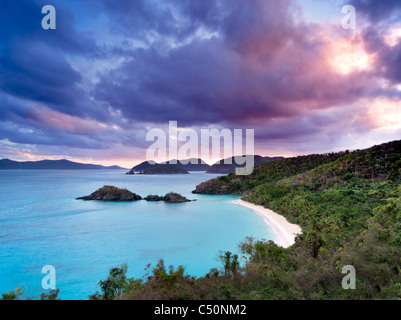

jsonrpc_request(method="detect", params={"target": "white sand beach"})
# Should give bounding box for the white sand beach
[233,199,302,248]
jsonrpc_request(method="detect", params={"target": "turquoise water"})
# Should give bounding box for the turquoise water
[0,170,273,299]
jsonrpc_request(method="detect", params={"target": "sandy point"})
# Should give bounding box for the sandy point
[233,199,302,248]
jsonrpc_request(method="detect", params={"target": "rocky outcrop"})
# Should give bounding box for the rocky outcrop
[163,192,192,203]
[144,195,164,201]
[77,187,193,203]
[76,186,143,201]
[145,193,192,203]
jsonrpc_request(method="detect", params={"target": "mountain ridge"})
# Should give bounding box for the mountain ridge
[0,159,127,170]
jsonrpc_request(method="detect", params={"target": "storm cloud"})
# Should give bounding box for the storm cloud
[0,0,400,165]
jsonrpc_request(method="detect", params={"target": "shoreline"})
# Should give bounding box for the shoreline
[233,199,302,248]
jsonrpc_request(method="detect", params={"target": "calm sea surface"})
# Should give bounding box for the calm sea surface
[0,170,273,299]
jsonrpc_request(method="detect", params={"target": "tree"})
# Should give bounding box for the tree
[40,288,60,300]
[1,287,23,300]
[305,231,325,259]
[98,264,130,300]
[220,251,239,276]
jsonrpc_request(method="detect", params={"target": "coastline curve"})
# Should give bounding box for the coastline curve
[233,199,302,248]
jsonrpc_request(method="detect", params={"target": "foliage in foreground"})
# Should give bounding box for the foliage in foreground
[1,287,60,300]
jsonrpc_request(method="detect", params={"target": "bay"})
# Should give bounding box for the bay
[0,170,273,299]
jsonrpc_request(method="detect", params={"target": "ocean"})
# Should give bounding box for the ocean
[0,170,274,300]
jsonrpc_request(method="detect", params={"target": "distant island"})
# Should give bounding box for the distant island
[138,164,189,175]
[0,159,127,170]
[127,156,284,175]
[76,186,193,203]
[127,158,209,175]
[163,158,210,171]
[127,160,157,174]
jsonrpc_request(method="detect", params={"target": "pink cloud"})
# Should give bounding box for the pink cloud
[26,106,118,135]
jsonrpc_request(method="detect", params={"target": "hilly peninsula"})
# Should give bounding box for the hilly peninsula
[206,155,284,174]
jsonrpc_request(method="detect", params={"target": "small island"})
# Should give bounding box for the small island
[164,192,192,203]
[145,193,192,203]
[76,186,143,201]
[127,164,189,175]
[77,186,193,203]
[126,158,210,175]
[144,194,164,201]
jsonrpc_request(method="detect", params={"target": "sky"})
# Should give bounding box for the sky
[0,0,401,168]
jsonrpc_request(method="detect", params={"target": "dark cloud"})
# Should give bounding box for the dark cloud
[349,0,401,22]
[381,42,401,83]
[1,42,82,107]
[82,0,208,45]
[350,0,401,83]
[0,0,109,123]
[359,25,401,84]
[0,0,97,54]
[0,0,400,162]
[94,0,374,127]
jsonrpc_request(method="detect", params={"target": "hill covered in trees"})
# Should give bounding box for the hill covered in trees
[206,155,284,174]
